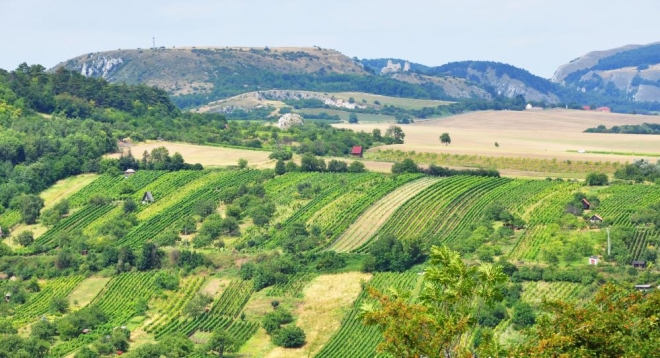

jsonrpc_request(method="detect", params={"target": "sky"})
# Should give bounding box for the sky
[2,0,659,78]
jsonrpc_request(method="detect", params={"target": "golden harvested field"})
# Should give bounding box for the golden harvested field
[334,109,660,163]
[108,141,274,168]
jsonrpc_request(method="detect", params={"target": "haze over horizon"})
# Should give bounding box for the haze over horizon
[2,0,660,78]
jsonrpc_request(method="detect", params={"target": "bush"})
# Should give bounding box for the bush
[273,326,306,348]
[585,172,608,186]
[512,302,536,329]
[15,230,34,247]
[154,272,179,290]
[49,296,70,314]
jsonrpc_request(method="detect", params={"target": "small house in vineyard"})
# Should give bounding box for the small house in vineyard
[351,146,363,158]
[582,198,591,210]
[589,214,603,224]
[141,191,155,204]
[588,256,599,265]
[632,261,647,269]
[124,169,136,178]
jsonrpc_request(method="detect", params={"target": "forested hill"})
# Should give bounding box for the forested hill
[50,44,660,113]
[0,64,199,213]
[51,47,456,109]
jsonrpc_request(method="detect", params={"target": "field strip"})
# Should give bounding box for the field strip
[329,177,439,252]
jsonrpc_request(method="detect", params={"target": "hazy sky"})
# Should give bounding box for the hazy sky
[2,0,659,78]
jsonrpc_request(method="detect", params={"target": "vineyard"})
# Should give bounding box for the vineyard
[330,176,440,252]
[152,280,257,349]
[364,176,509,248]
[314,272,420,358]
[11,275,85,325]
[2,166,660,357]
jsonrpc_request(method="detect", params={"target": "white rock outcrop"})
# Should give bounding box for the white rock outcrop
[277,113,304,130]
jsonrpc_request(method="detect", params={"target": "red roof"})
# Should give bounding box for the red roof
[351,146,363,154]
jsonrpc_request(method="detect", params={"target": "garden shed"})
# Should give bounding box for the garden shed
[351,146,363,158]
[588,214,603,224]
[581,198,590,210]
[142,191,155,204]
[124,169,136,177]
[632,261,647,269]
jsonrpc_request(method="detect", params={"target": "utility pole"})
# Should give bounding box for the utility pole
[606,227,611,256]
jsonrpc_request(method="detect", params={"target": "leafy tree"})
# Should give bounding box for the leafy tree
[40,208,61,227]
[0,318,17,334]
[385,125,405,144]
[74,347,99,358]
[184,293,213,317]
[440,132,451,145]
[391,158,419,174]
[194,199,217,219]
[585,172,608,186]
[360,246,508,358]
[154,271,179,290]
[511,301,536,329]
[514,284,660,357]
[348,113,358,123]
[327,159,348,173]
[49,296,70,314]
[123,198,137,213]
[274,159,286,175]
[237,158,248,169]
[15,230,34,247]
[372,128,383,141]
[348,161,366,173]
[273,326,306,348]
[10,194,44,224]
[206,328,236,357]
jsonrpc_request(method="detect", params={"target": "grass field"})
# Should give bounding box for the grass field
[298,108,397,123]
[198,90,452,114]
[41,174,99,209]
[68,276,111,310]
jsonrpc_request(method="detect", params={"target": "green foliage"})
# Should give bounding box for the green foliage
[360,246,508,357]
[348,161,366,173]
[262,309,293,334]
[440,132,451,145]
[10,194,44,224]
[205,328,236,357]
[511,301,536,329]
[585,172,608,186]
[384,125,405,144]
[49,296,70,314]
[391,158,419,174]
[154,272,179,291]
[14,230,34,247]
[273,326,306,348]
[183,293,213,317]
[348,112,358,123]
[363,234,425,272]
[514,284,660,356]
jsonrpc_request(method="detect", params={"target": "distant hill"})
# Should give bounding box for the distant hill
[552,42,660,103]
[51,47,457,109]
[51,43,660,113]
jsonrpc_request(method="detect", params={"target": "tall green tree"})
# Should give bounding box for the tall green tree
[440,132,451,145]
[206,328,236,357]
[360,246,507,358]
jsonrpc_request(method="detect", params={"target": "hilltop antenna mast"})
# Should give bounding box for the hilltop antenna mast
[606,227,611,256]
[152,37,155,49]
